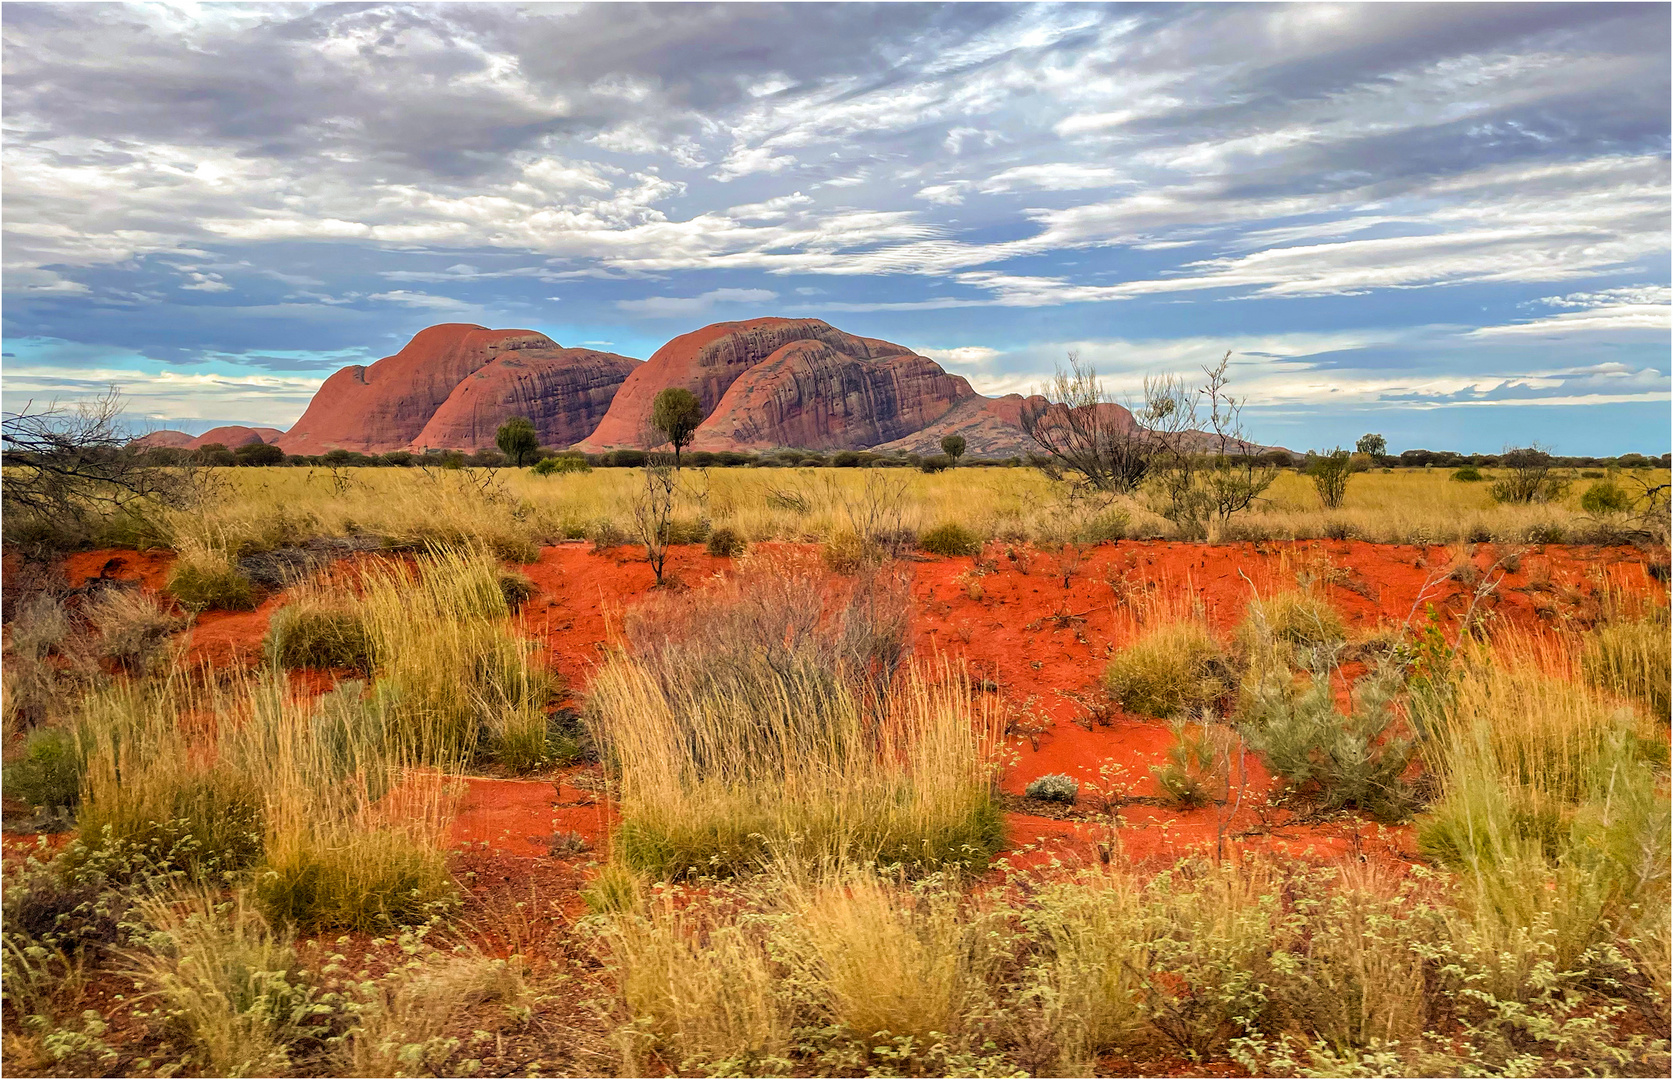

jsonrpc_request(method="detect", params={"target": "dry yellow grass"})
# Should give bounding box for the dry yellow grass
[156,464,1670,559]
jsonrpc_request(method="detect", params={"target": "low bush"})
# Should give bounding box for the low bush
[166,559,258,612]
[919,453,953,473]
[1451,466,1484,482]
[1025,773,1078,803]
[264,605,375,671]
[1102,621,1229,719]
[1580,479,1632,514]
[706,526,746,557]
[2,725,85,812]
[1151,719,1239,808]
[531,453,590,475]
[821,530,886,575]
[1236,589,1346,651]
[497,569,535,611]
[919,521,982,557]
[1240,665,1416,821]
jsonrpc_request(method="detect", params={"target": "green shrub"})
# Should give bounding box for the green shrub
[919,454,953,474]
[1075,509,1128,545]
[1103,622,1229,719]
[264,606,375,671]
[1580,480,1632,514]
[1236,589,1346,651]
[589,519,631,551]
[531,453,590,476]
[167,561,258,612]
[706,527,746,558]
[1025,774,1078,803]
[919,522,982,557]
[2,726,85,812]
[1451,466,1484,482]
[1240,666,1415,821]
[1151,720,1236,808]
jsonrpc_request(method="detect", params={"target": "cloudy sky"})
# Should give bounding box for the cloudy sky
[3,1,1669,453]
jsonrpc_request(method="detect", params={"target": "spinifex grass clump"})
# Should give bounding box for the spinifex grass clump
[1102,620,1230,719]
[66,666,457,931]
[283,547,561,771]
[75,679,265,878]
[1413,629,1671,1012]
[588,554,1003,877]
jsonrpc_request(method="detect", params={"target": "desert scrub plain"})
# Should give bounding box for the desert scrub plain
[1,462,1670,1077]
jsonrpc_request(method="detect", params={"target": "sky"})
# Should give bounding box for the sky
[2,1,1669,454]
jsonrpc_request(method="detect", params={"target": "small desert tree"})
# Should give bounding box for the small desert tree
[1307,447,1354,509]
[495,416,539,467]
[1491,444,1569,504]
[651,387,704,467]
[1020,352,1159,498]
[632,464,679,585]
[1145,353,1278,538]
[1355,433,1387,462]
[940,433,966,463]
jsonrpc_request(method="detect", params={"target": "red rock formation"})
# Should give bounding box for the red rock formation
[408,348,641,451]
[575,318,969,452]
[691,339,975,451]
[131,429,195,449]
[189,425,284,449]
[276,324,558,455]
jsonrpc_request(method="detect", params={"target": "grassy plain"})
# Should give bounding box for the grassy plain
[143,463,1672,564]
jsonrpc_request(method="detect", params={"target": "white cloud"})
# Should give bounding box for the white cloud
[978,163,1130,193]
[616,287,778,317]
[365,290,477,310]
[1470,286,1673,337]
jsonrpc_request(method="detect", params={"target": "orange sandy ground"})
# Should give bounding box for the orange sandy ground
[29,537,1659,877]
[4,538,1660,1075]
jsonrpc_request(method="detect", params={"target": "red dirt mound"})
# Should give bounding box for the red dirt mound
[278,324,559,455]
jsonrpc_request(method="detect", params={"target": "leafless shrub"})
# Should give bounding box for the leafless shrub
[1020,352,1160,499]
[1,388,206,548]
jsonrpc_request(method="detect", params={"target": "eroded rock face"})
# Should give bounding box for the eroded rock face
[691,339,975,451]
[575,317,969,452]
[408,348,641,451]
[276,324,558,455]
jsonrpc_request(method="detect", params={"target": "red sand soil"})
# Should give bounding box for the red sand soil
[45,538,1660,873]
[61,548,176,593]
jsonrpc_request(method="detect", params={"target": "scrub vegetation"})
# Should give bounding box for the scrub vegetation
[2,418,1668,1077]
